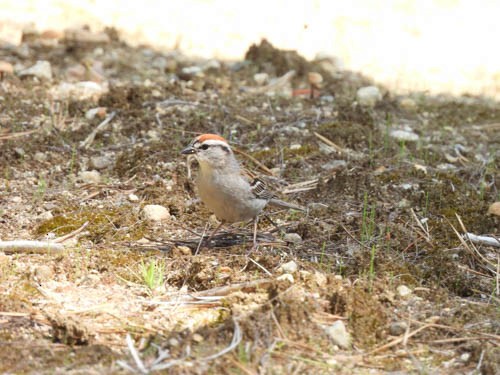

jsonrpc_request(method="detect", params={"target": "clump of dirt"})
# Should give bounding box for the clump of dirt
[245,38,311,77]
[46,312,91,345]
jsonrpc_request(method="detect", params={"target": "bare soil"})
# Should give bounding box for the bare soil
[0,31,499,374]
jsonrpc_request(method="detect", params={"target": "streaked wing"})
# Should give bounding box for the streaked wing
[250,178,276,200]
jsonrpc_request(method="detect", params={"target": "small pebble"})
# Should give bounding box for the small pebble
[18,60,53,80]
[397,285,412,297]
[308,72,323,88]
[253,72,269,85]
[128,194,139,202]
[389,321,408,336]
[142,205,170,221]
[389,129,419,142]
[284,233,302,243]
[277,273,294,284]
[192,333,204,343]
[34,152,47,162]
[37,211,54,221]
[0,60,14,75]
[399,97,417,111]
[85,107,107,120]
[50,81,107,101]
[90,156,112,170]
[280,260,298,273]
[324,321,351,349]
[78,170,101,184]
[322,160,347,171]
[356,86,381,107]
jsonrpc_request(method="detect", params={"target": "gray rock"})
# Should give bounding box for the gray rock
[389,321,408,336]
[128,194,139,202]
[90,156,112,170]
[37,211,54,221]
[78,170,101,184]
[397,285,412,297]
[18,60,53,80]
[284,233,302,243]
[389,129,419,142]
[50,81,108,101]
[277,273,294,284]
[14,148,25,157]
[280,260,298,273]
[34,152,48,162]
[325,321,351,349]
[322,159,347,171]
[356,86,381,107]
[142,204,170,221]
[253,72,269,85]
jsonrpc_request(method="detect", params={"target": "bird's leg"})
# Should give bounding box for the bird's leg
[252,216,259,249]
[205,221,225,246]
[263,214,285,235]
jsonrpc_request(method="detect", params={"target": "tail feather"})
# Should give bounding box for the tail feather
[268,198,305,211]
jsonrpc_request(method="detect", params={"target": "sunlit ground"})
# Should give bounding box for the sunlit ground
[1,0,499,99]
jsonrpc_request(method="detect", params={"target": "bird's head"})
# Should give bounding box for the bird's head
[181,134,235,169]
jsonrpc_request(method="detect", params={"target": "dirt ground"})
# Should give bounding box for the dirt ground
[0,29,499,374]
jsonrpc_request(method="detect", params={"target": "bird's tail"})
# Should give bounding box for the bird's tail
[268,198,306,212]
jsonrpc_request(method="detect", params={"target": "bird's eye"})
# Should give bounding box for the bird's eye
[200,144,209,150]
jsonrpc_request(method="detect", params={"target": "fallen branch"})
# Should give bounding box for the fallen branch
[53,221,89,243]
[464,233,500,248]
[79,111,116,149]
[0,129,37,141]
[0,240,64,254]
[314,132,344,153]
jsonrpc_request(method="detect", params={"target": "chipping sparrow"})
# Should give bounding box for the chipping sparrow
[181,134,304,247]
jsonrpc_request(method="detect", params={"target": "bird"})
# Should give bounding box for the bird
[181,133,304,248]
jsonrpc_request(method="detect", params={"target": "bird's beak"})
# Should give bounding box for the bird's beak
[181,146,196,155]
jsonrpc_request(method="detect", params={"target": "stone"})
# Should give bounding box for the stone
[181,66,203,76]
[34,152,47,162]
[389,129,419,142]
[90,156,112,170]
[142,205,170,221]
[322,160,347,171]
[18,60,52,80]
[0,60,14,75]
[356,86,381,107]
[284,233,302,243]
[389,321,408,336]
[192,333,204,342]
[397,198,411,208]
[487,202,500,216]
[128,194,139,202]
[397,285,412,297]
[50,81,108,101]
[64,28,110,44]
[37,211,54,221]
[253,72,269,85]
[78,170,101,184]
[325,321,351,349]
[399,97,417,111]
[280,260,298,273]
[308,72,323,88]
[277,273,294,284]
[14,148,25,157]
[85,107,107,120]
